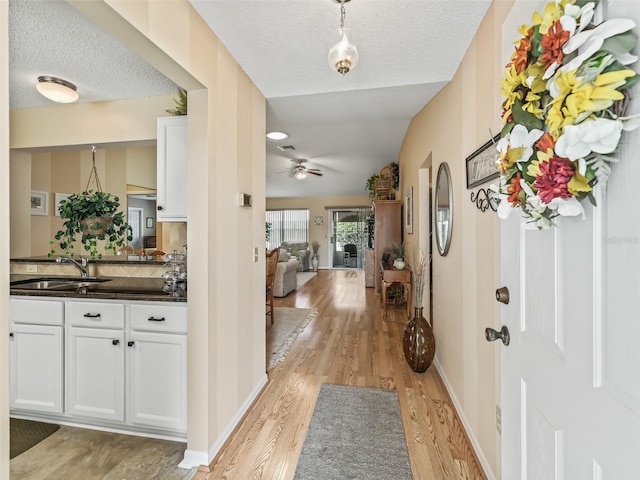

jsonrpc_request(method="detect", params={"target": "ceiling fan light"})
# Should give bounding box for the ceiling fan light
[36,76,79,103]
[328,29,359,75]
[294,169,307,180]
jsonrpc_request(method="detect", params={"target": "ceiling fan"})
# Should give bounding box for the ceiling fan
[290,159,323,180]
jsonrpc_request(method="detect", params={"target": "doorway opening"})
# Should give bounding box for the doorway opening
[329,208,369,269]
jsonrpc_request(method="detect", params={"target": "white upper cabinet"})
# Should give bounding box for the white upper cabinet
[157,116,187,222]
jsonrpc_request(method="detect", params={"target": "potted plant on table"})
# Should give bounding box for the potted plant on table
[311,240,320,272]
[389,242,406,270]
[49,190,132,259]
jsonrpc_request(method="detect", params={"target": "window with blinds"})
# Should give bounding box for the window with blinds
[266,209,309,250]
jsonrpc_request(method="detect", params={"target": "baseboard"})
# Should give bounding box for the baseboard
[179,373,269,470]
[433,358,497,480]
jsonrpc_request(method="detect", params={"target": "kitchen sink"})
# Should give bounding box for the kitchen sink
[10,277,111,290]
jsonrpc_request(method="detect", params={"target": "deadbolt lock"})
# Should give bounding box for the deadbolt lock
[495,287,510,304]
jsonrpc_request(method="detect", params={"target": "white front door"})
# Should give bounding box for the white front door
[499,1,640,478]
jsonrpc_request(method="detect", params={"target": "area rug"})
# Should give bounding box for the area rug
[297,271,317,287]
[294,384,412,480]
[267,307,316,370]
[10,418,60,459]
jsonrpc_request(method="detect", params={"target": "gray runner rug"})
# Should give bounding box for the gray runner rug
[294,384,412,480]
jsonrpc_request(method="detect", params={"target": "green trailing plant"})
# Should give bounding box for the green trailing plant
[49,190,132,259]
[389,162,400,191]
[365,174,380,200]
[265,222,272,243]
[389,241,405,261]
[165,88,188,116]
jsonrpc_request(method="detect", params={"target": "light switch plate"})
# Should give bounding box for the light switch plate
[254,247,259,263]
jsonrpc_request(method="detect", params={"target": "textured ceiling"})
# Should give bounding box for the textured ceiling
[8,0,178,110]
[9,0,491,198]
[190,0,491,198]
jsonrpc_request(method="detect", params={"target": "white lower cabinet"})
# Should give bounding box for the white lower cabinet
[127,302,187,432]
[10,296,187,436]
[127,331,187,431]
[10,324,63,413]
[67,326,126,422]
[9,298,64,414]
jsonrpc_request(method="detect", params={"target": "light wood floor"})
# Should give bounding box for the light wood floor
[194,269,486,480]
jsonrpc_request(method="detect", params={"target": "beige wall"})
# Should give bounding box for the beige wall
[10,142,176,257]
[1,2,9,478]
[267,195,370,268]
[397,2,513,477]
[4,0,266,470]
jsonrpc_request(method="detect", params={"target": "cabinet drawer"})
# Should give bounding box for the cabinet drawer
[130,304,187,334]
[10,298,64,326]
[68,301,125,329]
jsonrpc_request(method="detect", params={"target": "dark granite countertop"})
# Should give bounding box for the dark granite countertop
[10,275,186,302]
[11,255,166,265]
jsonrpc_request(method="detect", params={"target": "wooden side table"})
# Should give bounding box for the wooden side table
[380,262,412,320]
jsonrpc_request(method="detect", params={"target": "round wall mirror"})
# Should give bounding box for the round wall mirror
[435,162,453,256]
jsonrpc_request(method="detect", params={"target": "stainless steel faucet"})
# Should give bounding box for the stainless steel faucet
[55,255,89,277]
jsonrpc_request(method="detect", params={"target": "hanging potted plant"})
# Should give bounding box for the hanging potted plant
[48,147,132,259]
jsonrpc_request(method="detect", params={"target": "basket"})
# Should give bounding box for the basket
[79,217,112,236]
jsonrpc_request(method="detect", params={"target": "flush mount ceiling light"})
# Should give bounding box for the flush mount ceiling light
[266,131,289,140]
[35,76,79,103]
[328,0,359,76]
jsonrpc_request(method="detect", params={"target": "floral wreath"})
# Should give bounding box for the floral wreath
[494,0,640,229]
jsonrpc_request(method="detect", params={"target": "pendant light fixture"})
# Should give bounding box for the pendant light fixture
[328,0,359,76]
[36,76,79,103]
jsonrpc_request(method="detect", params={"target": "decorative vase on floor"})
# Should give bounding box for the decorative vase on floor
[311,255,319,272]
[403,307,435,373]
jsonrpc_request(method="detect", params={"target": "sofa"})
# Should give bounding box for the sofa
[280,242,310,272]
[273,249,300,297]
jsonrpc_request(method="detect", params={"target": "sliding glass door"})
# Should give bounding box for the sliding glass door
[329,208,369,269]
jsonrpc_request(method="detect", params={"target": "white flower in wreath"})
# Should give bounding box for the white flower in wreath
[555,118,624,160]
[497,124,544,169]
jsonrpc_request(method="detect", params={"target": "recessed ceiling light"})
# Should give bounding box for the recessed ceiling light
[266,131,289,140]
[36,76,79,103]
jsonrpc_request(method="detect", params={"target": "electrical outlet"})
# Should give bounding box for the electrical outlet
[254,247,259,263]
[26,265,38,273]
[496,405,502,434]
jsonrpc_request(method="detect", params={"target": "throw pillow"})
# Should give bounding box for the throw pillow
[278,249,290,262]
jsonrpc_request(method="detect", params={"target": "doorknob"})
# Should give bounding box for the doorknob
[495,287,510,304]
[485,326,510,346]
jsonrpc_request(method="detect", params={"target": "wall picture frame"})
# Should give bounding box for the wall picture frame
[30,191,49,216]
[54,193,70,217]
[465,134,501,189]
[405,186,413,234]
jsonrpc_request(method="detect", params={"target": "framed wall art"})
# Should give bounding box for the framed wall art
[54,193,70,217]
[465,134,500,189]
[30,191,49,216]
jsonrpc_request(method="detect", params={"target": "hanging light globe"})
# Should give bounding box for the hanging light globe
[328,28,359,75]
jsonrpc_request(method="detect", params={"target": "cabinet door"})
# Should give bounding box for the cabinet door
[157,116,187,222]
[127,331,187,432]
[67,327,125,422]
[10,324,63,413]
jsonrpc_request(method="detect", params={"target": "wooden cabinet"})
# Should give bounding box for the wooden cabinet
[9,299,64,414]
[157,116,187,222]
[373,200,402,291]
[127,303,187,433]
